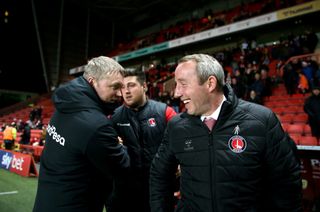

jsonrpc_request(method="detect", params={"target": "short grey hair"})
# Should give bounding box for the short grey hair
[178,54,225,91]
[83,56,125,80]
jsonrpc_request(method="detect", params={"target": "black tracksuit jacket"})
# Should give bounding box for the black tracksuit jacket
[112,100,167,170]
[110,100,168,212]
[33,76,130,212]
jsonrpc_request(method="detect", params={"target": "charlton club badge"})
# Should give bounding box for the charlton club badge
[228,125,247,153]
[147,118,156,127]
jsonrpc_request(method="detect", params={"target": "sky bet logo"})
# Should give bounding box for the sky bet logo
[0,151,24,171]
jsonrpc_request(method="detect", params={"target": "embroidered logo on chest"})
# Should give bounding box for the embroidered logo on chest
[228,125,247,153]
[147,118,157,127]
[184,139,194,151]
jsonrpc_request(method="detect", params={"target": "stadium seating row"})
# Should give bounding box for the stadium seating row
[266,84,319,146]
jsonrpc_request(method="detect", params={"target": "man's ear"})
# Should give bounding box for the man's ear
[143,82,148,92]
[88,77,95,86]
[207,76,217,92]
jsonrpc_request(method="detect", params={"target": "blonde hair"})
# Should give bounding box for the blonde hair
[83,56,125,80]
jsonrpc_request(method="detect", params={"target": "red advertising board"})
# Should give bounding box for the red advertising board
[0,149,38,177]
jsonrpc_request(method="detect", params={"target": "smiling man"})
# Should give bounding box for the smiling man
[150,54,302,212]
[109,68,176,212]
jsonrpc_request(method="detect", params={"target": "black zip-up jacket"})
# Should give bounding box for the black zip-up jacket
[150,84,302,212]
[112,100,167,171]
[33,76,130,212]
[109,100,169,212]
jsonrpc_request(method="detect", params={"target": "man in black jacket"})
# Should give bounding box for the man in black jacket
[304,86,320,141]
[150,54,302,212]
[109,68,176,212]
[33,56,130,212]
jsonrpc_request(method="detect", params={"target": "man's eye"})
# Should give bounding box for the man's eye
[112,84,122,90]
[128,83,136,88]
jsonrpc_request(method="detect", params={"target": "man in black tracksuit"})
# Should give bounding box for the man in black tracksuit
[109,68,176,212]
[33,56,130,212]
[150,54,302,212]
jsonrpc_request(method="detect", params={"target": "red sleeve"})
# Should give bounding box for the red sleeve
[165,106,177,123]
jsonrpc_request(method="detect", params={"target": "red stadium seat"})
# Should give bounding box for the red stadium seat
[293,113,308,124]
[286,98,304,106]
[291,93,305,99]
[279,114,294,124]
[295,107,305,114]
[283,106,300,114]
[264,101,275,108]
[287,124,305,136]
[303,124,312,136]
[299,136,318,146]
[268,101,287,108]
[272,107,285,116]
[268,95,289,101]
[281,123,290,132]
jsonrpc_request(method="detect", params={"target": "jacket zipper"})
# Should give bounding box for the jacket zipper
[208,131,217,211]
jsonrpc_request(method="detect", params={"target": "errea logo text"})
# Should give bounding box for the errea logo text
[47,124,66,146]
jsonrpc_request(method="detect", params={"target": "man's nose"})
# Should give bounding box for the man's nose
[122,86,130,93]
[174,87,181,98]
